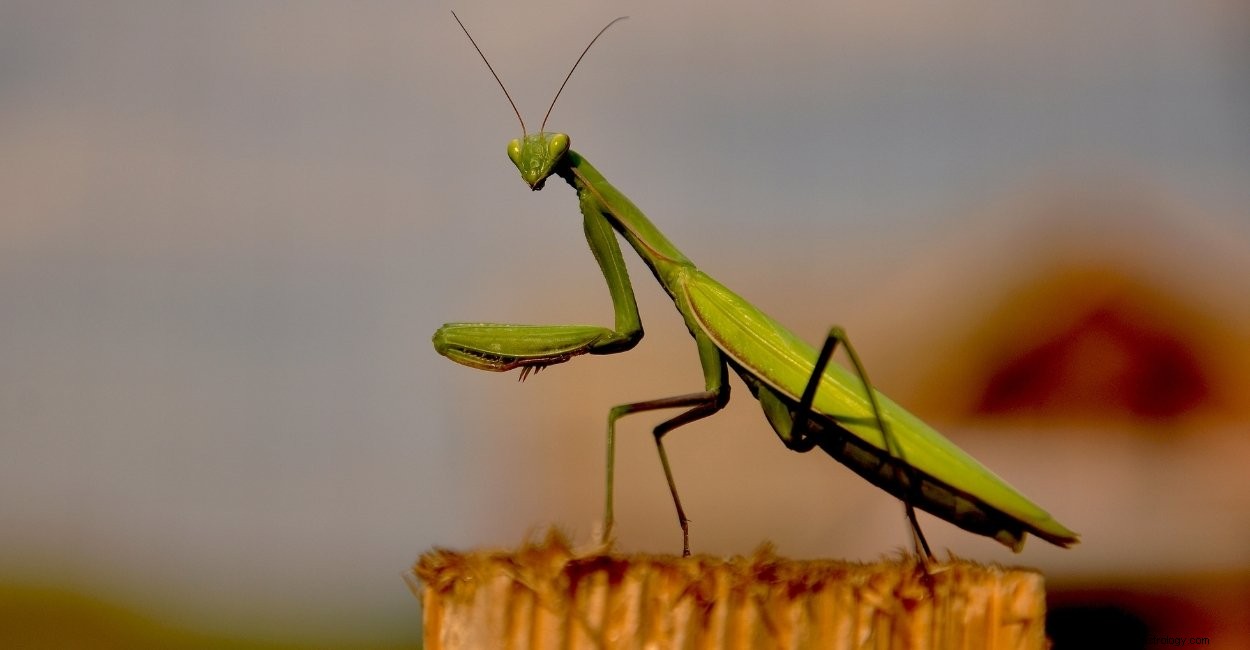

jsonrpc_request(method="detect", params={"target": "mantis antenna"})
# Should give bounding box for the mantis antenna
[451,10,527,136]
[451,11,628,137]
[539,16,629,133]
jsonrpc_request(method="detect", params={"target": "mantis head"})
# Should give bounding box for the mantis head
[453,11,625,189]
[509,132,570,190]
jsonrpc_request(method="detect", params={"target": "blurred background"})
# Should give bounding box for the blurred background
[2,1,1248,647]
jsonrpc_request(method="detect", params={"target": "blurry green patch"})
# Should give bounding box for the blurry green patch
[0,583,419,650]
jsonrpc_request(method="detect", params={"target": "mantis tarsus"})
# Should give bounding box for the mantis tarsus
[436,13,1079,557]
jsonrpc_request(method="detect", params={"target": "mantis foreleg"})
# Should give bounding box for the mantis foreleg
[432,200,642,373]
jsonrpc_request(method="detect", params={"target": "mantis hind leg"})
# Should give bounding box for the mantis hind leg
[603,334,729,556]
[792,327,935,561]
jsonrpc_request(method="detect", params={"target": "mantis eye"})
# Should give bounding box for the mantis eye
[547,133,570,160]
[507,139,523,166]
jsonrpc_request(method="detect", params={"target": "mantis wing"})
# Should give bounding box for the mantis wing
[682,270,1078,548]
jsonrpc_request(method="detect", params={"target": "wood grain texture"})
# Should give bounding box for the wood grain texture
[408,532,1049,649]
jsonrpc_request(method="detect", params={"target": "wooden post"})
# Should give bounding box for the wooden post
[408,531,1049,649]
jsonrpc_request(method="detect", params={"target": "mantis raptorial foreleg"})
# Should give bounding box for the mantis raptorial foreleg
[432,198,642,374]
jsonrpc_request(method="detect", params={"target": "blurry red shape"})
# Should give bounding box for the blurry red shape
[977,302,1209,420]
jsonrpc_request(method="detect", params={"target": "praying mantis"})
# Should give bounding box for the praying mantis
[434,13,1078,557]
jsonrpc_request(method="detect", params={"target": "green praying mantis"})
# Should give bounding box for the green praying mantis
[435,13,1079,557]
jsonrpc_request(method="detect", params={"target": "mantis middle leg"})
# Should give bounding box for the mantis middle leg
[604,332,729,556]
